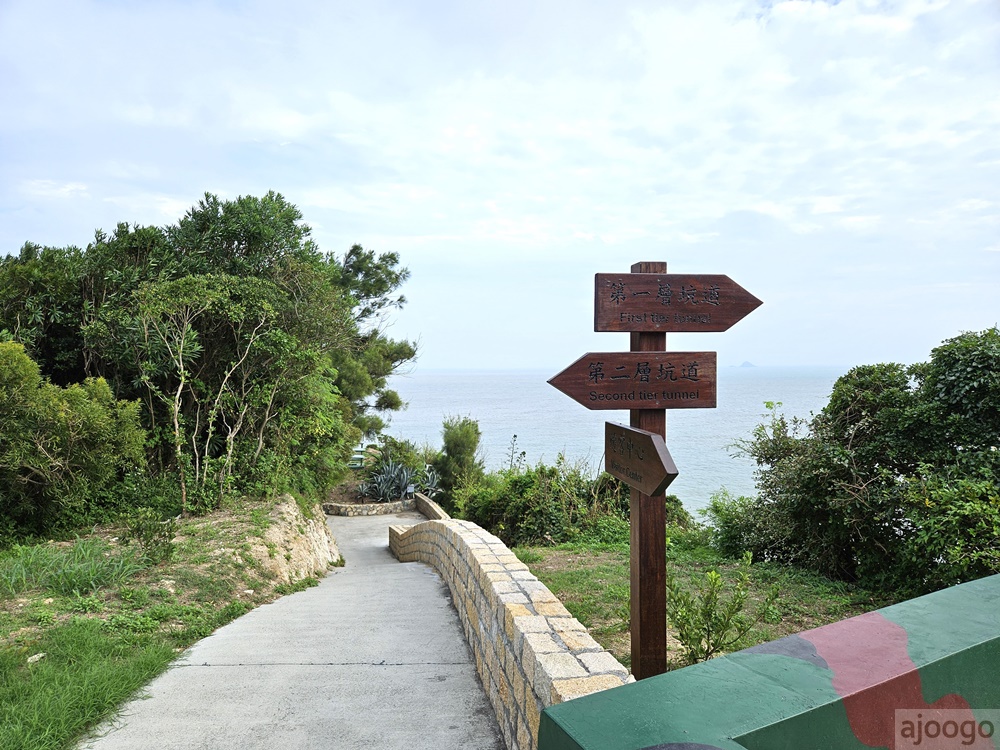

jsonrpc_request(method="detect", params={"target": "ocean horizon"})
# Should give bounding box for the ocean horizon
[385,364,846,513]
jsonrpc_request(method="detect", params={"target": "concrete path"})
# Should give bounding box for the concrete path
[79,511,503,750]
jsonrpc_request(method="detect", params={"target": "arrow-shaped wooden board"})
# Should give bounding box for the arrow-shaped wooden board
[604,422,678,496]
[595,273,762,332]
[548,352,717,410]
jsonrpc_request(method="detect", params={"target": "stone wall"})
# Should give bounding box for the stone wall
[323,498,417,516]
[389,498,630,750]
[248,495,340,584]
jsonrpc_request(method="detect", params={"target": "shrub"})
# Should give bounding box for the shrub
[729,328,1000,594]
[121,508,177,564]
[666,551,780,665]
[431,416,485,512]
[0,342,146,536]
[702,489,779,560]
[897,453,1000,591]
[457,456,651,548]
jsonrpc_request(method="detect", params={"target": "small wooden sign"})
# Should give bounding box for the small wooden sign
[605,422,678,496]
[548,352,717,410]
[594,273,762,333]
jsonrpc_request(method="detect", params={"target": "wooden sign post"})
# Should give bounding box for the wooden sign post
[550,260,760,680]
[627,260,669,680]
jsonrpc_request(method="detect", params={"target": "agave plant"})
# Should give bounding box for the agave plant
[419,465,442,499]
[360,459,419,503]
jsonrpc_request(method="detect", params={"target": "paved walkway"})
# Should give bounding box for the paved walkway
[79,512,503,750]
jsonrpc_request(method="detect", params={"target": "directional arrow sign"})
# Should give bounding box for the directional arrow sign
[595,273,762,332]
[605,422,678,496]
[548,352,717,410]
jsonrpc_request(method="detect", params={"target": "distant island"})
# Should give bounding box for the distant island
[740,361,756,368]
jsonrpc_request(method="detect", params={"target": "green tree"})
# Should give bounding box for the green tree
[0,243,87,386]
[1,192,416,512]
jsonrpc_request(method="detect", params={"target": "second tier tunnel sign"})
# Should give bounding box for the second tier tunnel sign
[547,351,717,410]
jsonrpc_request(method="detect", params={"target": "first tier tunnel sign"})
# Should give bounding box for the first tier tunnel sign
[595,273,762,333]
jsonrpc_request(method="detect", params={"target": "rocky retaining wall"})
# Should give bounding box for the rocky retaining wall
[389,497,630,750]
[249,495,340,584]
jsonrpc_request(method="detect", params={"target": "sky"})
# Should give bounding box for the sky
[2,0,998,372]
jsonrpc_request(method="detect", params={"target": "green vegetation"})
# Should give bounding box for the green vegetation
[517,522,892,669]
[0,192,414,747]
[455,436,690,548]
[665,551,779,665]
[709,327,1000,594]
[0,343,146,537]
[0,539,145,598]
[0,617,176,750]
[0,192,414,535]
[433,416,486,512]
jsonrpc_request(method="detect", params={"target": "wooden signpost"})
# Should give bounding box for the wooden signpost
[550,261,761,680]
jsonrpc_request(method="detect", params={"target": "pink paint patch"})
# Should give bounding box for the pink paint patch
[801,612,989,749]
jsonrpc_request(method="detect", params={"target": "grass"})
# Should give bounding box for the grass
[0,618,177,750]
[0,495,329,750]
[0,539,146,597]
[516,523,899,670]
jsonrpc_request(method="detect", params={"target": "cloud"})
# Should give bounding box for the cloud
[1,0,998,368]
[21,180,88,198]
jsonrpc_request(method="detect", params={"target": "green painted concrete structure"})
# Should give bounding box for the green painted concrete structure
[540,574,1000,750]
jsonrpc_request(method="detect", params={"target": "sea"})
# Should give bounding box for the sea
[384,366,846,514]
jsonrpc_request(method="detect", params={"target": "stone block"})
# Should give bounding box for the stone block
[499,591,530,608]
[550,674,626,704]
[535,651,589,683]
[517,717,531,750]
[498,671,512,707]
[578,650,629,677]
[533,600,571,618]
[552,626,600,653]
[522,646,535,685]
[548,616,587,633]
[525,696,541,742]
[493,580,521,595]
[511,665,526,706]
[527,586,559,604]
[522,631,561,656]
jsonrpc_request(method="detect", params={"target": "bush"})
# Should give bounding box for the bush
[728,328,1000,594]
[457,456,660,548]
[702,489,780,560]
[576,514,631,547]
[120,508,177,564]
[897,452,1000,591]
[0,343,146,536]
[432,416,485,512]
[666,551,780,665]
[375,435,440,472]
